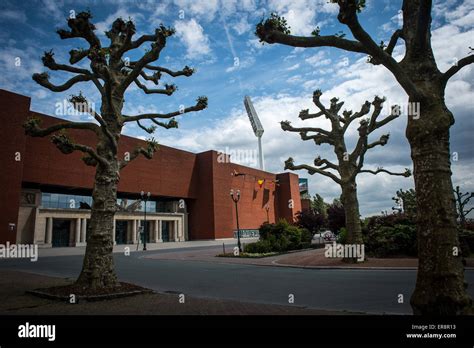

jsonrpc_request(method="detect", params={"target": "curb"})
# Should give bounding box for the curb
[26,289,154,302]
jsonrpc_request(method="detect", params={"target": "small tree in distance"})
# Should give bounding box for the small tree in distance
[392,188,417,220]
[454,186,474,228]
[327,199,346,234]
[282,90,410,248]
[24,12,208,290]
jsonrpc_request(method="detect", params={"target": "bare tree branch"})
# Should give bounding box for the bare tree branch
[141,64,194,77]
[48,132,109,167]
[23,117,100,137]
[386,29,404,56]
[367,134,390,149]
[136,120,157,134]
[314,156,339,170]
[56,11,101,48]
[285,157,341,184]
[120,138,159,169]
[122,97,208,123]
[256,29,367,54]
[32,72,93,92]
[360,167,411,177]
[139,71,161,84]
[442,52,474,85]
[334,1,422,99]
[119,25,174,92]
[280,120,330,135]
[299,109,325,120]
[69,48,89,64]
[134,78,176,95]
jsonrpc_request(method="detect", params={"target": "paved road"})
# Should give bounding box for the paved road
[1,245,473,314]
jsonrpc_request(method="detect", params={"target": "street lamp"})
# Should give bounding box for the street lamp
[230,189,242,252]
[141,191,151,251]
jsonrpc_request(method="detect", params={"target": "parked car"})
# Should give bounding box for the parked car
[312,230,336,244]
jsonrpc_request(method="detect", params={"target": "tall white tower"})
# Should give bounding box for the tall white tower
[244,96,265,171]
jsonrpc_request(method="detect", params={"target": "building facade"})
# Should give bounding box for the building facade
[0,89,302,247]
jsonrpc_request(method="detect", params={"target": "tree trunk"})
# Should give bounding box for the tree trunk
[76,159,119,289]
[408,99,472,314]
[341,180,363,245]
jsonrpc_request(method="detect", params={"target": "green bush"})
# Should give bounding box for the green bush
[337,227,348,244]
[244,239,272,254]
[364,224,417,257]
[254,219,310,252]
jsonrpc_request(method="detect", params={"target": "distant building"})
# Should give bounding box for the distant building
[0,90,301,247]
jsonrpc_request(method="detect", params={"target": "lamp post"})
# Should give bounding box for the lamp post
[141,191,151,251]
[230,189,242,252]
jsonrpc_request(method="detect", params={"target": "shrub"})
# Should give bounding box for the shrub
[300,228,312,247]
[327,201,345,233]
[255,220,310,252]
[337,227,348,244]
[364,224,417,257]
[244,240,272,254]
[296,209,326,234]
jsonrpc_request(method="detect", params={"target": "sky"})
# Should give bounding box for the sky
[0,0,473,217]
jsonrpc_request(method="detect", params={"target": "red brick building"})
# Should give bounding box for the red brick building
[0,89,301,247]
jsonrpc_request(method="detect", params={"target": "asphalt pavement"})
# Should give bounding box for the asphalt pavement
[1,245,473,314]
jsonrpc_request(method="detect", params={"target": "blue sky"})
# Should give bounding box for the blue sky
[0,0,473,216]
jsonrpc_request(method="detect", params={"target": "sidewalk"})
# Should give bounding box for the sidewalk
[37,238,258,257]
[0,270,356,315]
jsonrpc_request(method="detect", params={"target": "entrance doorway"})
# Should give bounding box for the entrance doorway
[52,219,71,247]
[162,221,170,242]
[115,220,128,245]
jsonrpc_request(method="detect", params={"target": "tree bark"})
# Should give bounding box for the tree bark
[408,98,472,314]
[76,146,119,289]
[341,180,363,245]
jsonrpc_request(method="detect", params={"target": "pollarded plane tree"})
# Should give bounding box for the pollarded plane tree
[256,0,474,315]
[23,12,207,289]
[281,90,410,248]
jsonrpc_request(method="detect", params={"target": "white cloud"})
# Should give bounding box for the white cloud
[232,16,251,35]
[0,10,27,23]
[174,19,212,59]
[267,0,338,35]
[95,8,144,35]
[173,0,219,21]
[286,75,303,84]
[305,51,331,67]
[226,56,255,73]
[286,63,300,71]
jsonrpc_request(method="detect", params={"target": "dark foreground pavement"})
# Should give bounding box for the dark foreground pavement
[1,246,474,314]
[0,270,355,315]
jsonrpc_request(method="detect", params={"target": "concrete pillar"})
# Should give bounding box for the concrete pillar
[158,220,163,242]
[171,221,176,241]
[177,218,183,242]
[45,217,53,245]
[112,219,116,245]
[75,218,81,246]
[132,220,137,244]
[80,218,87,243]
